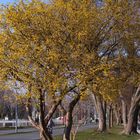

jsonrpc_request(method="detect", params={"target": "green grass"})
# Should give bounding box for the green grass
[54,126,140,140]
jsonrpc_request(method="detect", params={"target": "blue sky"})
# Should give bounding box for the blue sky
[0,0,49,4]
[0,0,16,4]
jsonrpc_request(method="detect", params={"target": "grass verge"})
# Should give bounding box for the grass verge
[54,126,140,140]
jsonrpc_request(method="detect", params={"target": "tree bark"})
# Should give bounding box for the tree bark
[63,112,73,140]
[121,99,127,128]
[39,128,53,140]
[108,105,113,128]
[132,105,140,134]
[91,94,107,132]
[40,129,47,140]
[26,85,77,140]
[97,96,107,132]
[114,104,121,125]
[91,94,98,113]
[39,89,53,140]
[63,95,80,140]
[124,86,140,135]
[124,103,140,135]
[59,102,67,125]
[26,88,59,140]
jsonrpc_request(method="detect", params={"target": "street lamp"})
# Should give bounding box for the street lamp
[13,82,19,133]
[15,103,18,133]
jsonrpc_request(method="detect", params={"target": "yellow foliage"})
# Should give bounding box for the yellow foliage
[0,0,139,105]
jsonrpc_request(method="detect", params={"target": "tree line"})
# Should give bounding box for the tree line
[0,0,139,140]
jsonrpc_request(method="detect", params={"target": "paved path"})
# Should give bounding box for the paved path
[0,128,36,135]
[0,124,96,140]
[0,125,65,135]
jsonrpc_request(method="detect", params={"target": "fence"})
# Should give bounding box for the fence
[0,119,31,127]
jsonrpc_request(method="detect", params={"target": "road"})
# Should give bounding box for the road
[0,123,96,140]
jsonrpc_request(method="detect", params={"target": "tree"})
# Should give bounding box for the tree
[0,1,76,139]
[0,0,139,139]
[114,0,140,132]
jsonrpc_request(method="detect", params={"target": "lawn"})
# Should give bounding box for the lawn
[54,126,140,140]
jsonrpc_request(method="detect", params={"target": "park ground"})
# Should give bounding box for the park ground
[55,126,140,140]
[0,125,139,140]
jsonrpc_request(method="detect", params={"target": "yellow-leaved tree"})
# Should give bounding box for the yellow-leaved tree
[0,0,139,140]
[0,1,77,140]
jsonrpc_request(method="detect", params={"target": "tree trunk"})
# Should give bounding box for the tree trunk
[124,86,140,135]
[108,105,113,128]
[26,85,77,140]
[124,104,139,135]
[124,102,139,134]
[63,112,73,140]
[97,97,107,132]
[121,100,127,128]
[40,130,47,140]
[132,105,139,134]
[91,94,107,132]
[114,104,121,125]
[39,128,53,140]
[63,95,80,140]
[124,105,136,134]
[91,94,98,114]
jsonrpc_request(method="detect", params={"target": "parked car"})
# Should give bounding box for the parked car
[52,117,64,125]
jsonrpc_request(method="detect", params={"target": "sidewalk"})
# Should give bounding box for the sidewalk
[0,128,37,135]
[0,125,65,135]
[0,124,96,140]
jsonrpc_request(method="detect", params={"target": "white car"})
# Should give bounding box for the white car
[52,117,64,125]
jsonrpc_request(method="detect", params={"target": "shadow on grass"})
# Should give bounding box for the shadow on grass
[55,126,140,140]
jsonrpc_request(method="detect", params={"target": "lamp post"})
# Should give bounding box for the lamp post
[15,103,18,133]
[14,82,19,133]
